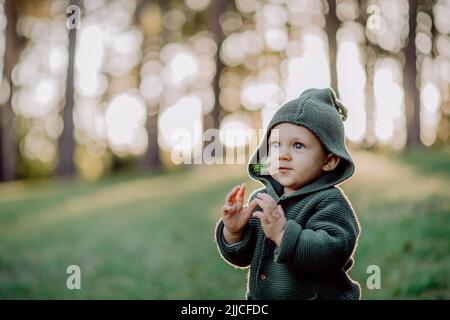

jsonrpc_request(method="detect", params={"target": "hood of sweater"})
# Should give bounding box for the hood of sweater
[248,88,355,201]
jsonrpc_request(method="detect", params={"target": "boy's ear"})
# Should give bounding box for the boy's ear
[322,153,340,172]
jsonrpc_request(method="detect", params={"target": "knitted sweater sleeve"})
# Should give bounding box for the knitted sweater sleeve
[214,189,263,269]
[273,193,359,273]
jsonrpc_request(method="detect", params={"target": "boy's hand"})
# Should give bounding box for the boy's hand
[222,183,258,244]
[252,193,286,246]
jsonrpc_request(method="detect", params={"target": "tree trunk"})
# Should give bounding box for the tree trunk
[364,50,377,148]
[144,112,160,168]
[404,0,421,148]
[137,0,164,170]
[326,0,339,93]
[428,0,448,146]
[202,0,227,160]
[56,0,79,176]
[0,0,23,181]
[205,0,226,131]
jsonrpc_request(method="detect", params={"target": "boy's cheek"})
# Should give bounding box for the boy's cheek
[268,160,279,176]
[268,156,280,169]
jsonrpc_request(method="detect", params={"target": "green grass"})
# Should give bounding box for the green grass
[345,149,450,299]
[0,150,449,299]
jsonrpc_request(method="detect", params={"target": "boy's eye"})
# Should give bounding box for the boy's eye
[270,141,280,148]
[293,142,304,150]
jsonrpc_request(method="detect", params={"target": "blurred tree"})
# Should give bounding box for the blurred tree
[0,0,25,181]
[206,0,227,131]
[200,0,227,159]
[360,0,377,149]
[136,0,164,170]
[56,0,80,176]
[326,0,339,93]
[429,1,450,146]
[437,98,450,146]
[404,0,421,148]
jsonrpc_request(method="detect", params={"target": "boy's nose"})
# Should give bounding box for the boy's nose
[278,147,291,160]
[279,154,291,161]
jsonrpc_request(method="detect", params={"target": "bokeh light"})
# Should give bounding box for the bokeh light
[158,95,203,154]
[105,92,148,156]
[219,112,253,148]
[1,0,448,176]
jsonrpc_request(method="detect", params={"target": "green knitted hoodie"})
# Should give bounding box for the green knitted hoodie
[215,88,361,300]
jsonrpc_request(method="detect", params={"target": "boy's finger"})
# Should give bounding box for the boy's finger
[256,192,275,201]
[247,199,258,211]
[235,184,246,206]
[235,182,245,198]
[277,205,285,217]
[255,193,270,206]
[222,205,232,213]
[256,193,276,205]
[253,197,268,210]
[243,200,258,218]
[237,183,246,200]
[251,211,264,219]
[225,185,241,205]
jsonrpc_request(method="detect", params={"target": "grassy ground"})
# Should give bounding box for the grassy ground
[0,149,449,299]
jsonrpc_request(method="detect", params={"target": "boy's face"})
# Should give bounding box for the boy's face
[268,123,336,195]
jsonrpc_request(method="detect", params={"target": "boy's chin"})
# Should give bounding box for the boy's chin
[274,177,300,188]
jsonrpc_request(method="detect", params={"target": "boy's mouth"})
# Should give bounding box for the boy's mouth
[278,167,292,173]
